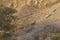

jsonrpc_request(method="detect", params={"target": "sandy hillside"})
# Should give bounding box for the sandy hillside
[12,0,60,30]
[11,0,60,40]
[0,0,60,40]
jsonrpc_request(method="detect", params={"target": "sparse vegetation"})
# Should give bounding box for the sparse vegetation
[46,33,60,40]
[34,36,39,40]
[0,31,11,40]
[0,6,17,31]
[0,6,17,40]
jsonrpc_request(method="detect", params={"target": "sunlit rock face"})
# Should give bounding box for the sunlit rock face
[26,0,58,9]
[0,0,58,9]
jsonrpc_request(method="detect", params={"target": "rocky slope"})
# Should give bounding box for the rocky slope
[0,0,60,40]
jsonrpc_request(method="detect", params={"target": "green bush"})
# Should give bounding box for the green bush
[0,6,17,31]
[34,36,39,40]
[48,33,60,40]
[0,6,17,40]
[0,6,17,14]
[0,31,11,40]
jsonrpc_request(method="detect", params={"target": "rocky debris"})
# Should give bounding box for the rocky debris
[12,20,60,40]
